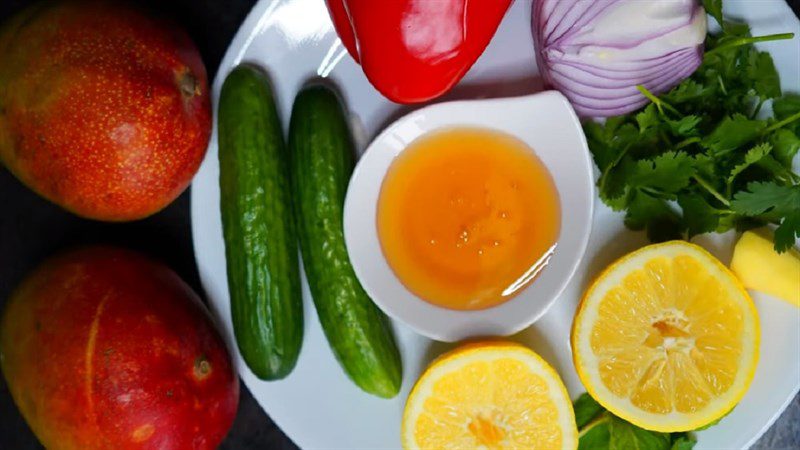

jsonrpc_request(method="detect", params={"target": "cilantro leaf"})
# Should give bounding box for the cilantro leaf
[747,51,781,100]
[769,129,800,166]
[625,191,683,242]
[731,182,800,216]
[774,210,800,253]
[702,114,766,155]
[732,182,800,251]
[585,121,638,172]
[583,15,797,253]
[636,104,662,134]
[753,154,799,186]
[727,143,772,186]
[702,0,724,28]
[629,152,696,195]
[773,94,800,120]
[600,157,636,209]
[692,154,717,180]
[679,193,721,238]
[584,121,616,171]
[666,115,701,137]
[720,21,752,38]
[574,393,605,428]
[663,79,710,106]
[773,94,800,134]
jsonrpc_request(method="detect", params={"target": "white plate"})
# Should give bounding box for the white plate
[191,1,800,448]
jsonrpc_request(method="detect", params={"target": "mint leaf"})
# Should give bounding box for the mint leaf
[579,415,611,450]
[670,433,698,450]
[703,114,766,155]
[573,393,698,450]
[630,152,696,195]
[702,0,724,27]
[574,393,606,428]
[727,143,772,185]
[679,194,721,238]
[609,416,671,450]
[769,129,800,166]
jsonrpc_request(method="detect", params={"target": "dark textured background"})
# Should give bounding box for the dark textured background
[0,1,797,449]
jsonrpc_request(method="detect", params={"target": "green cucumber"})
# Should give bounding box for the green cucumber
[289,84,402,398]
[218,65,303,380]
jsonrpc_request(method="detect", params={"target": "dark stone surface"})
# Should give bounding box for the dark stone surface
[0,0,797,449]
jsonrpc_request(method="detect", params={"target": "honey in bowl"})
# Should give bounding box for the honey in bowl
[377,127,560,310]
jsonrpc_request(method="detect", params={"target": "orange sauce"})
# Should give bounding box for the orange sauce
[377,127,560,311]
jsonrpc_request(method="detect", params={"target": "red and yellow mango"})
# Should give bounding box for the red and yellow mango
[0,1,211,221]
[0,247,239,450]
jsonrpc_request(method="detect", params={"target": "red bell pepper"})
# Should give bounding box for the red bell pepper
[326,0,513,104]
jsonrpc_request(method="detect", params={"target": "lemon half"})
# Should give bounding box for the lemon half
[572,241,760,432]
[402,342,578,450]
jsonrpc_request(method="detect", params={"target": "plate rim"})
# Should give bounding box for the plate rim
[190,0,800,448]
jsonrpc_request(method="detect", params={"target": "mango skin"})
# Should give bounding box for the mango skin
[730,230,800,307]
[0,247,239,450]
[0,1,211,221]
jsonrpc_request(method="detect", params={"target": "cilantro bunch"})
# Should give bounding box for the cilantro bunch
[574,394,698,450]
[584,13,799,252]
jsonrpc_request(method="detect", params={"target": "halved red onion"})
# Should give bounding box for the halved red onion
[548,1,622,46]
[533,0,707,117]
[550,48,699,83]
[564,55,699,97]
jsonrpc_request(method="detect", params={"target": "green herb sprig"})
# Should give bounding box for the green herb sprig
[574,394,699,450]
[585,8,799,252]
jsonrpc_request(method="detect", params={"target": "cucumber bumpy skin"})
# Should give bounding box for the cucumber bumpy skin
[289,84,402,398]
[218,65,303,380]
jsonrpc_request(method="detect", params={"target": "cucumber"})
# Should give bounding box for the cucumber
[288,84,402,398]
[218,65,303,380]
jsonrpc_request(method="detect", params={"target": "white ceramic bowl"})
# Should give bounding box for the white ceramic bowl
[343,90,594,342]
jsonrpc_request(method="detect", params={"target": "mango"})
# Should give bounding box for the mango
[0,247,239,450]
[0,1,210,221]
[730,229,800,307]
